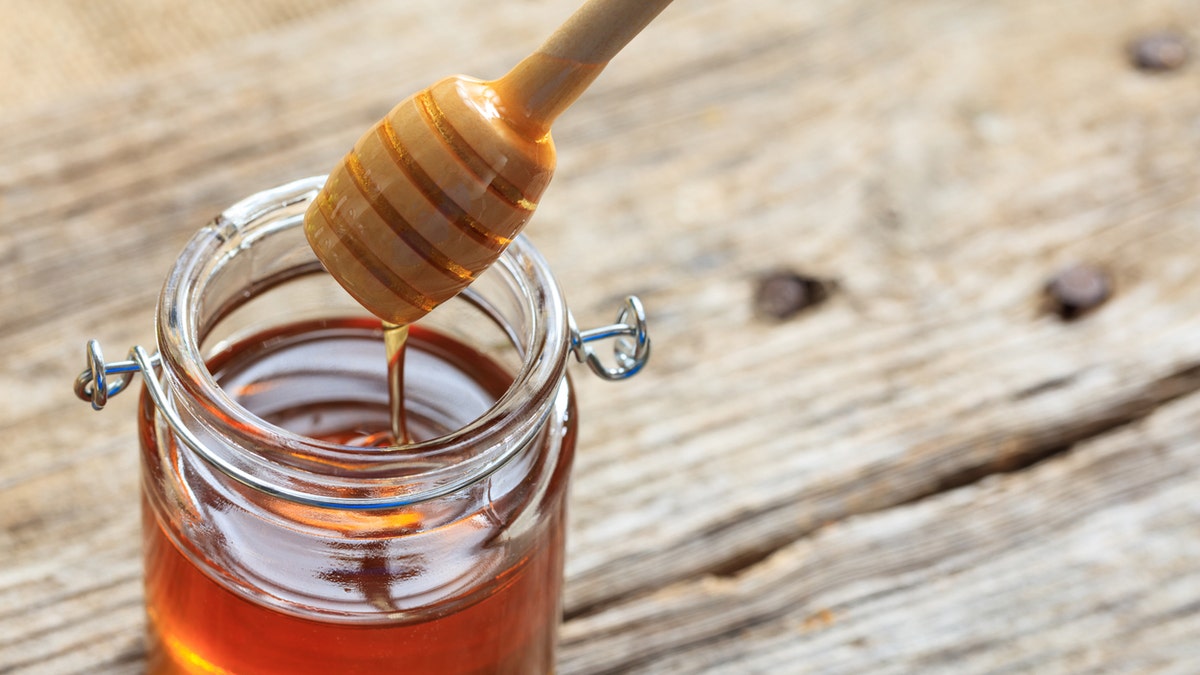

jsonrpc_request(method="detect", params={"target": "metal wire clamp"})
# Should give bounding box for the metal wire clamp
[569,295,651,381]
[75,296,650,411]
[74,341,160,411]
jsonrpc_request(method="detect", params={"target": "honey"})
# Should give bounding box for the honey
[139,318,574,674]
[382,321,412,445]
[142,498,562,675]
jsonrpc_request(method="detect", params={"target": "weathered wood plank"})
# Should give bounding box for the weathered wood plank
[560,390,1200,673]
[0,0,356,114]
[557,0,1200,613]
[1,0,1199,671]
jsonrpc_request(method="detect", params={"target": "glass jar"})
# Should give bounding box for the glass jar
[74,177,649,674]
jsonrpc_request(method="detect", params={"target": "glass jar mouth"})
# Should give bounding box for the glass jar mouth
[154,177,571,507]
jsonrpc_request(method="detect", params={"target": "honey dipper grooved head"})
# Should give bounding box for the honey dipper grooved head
[305,75,556,325]
[307,0,674,324]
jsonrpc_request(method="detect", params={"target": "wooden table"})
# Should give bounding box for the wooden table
[3,0,1200,672]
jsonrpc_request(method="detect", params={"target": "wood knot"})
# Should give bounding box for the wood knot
[753,271,832,321]
[1045,263,1112,321]
[1129,32,1189,72]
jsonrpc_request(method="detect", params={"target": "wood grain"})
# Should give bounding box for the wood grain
[560,391,1200,673]
[2,0,1199,672]
[0,0,356,113]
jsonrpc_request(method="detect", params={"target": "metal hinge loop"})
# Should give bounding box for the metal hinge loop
[74,295,651,412]
[569,295,651,381]
[73,339,160,411]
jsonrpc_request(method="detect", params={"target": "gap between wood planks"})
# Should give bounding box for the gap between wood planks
[562,359,1200,623]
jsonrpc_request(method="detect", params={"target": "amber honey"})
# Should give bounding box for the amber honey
[142,502,563,674]
[383,321,412,445]
[139,318,574,674]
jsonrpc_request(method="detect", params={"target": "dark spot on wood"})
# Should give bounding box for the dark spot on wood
[1045,264,1111,320]
[1129,32,1189,72]
[753,271,831,321]
[1013,374,1078,401]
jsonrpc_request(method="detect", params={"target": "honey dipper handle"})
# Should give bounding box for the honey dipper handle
[493,0,674,134]
[537,0,675,65]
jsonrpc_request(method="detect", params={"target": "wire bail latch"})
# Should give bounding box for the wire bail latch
[75,296,650,411]
[74,340,160,411]
[569,295,651,381]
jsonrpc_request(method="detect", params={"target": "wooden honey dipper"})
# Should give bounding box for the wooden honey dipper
[305,0,674,325]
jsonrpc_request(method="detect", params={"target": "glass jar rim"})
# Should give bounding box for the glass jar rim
[154,177,571,508]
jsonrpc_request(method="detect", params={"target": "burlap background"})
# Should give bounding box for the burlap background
[0,0,350,112]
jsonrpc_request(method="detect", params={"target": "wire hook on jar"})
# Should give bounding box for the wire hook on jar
[75,294,651,412]
[569,295,651,381]
[74,340,160,411]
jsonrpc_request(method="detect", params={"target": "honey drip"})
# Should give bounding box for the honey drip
[382,321,411,445]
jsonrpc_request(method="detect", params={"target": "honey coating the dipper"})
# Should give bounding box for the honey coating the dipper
[304,72,550,325]
[305,0,671,325]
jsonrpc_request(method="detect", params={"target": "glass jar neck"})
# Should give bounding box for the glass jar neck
[153,177,571,508]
